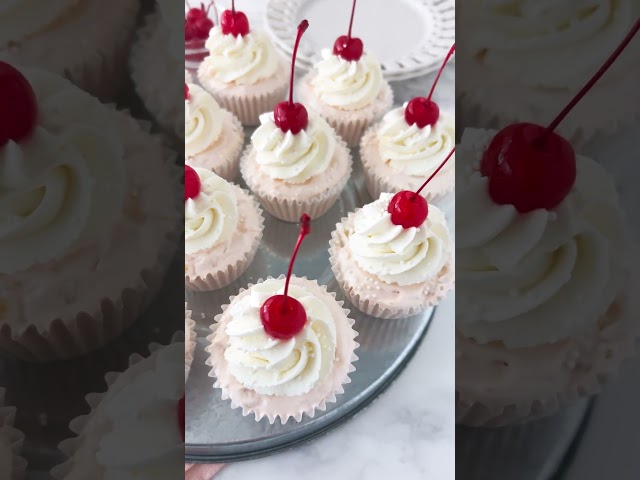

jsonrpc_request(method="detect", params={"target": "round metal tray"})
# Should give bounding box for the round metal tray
[185,157,438,462]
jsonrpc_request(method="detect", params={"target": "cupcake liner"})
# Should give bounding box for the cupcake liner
[359,123,455,202]
[185,305,197,383]
[299,73,394,147]
[240,137,353,223]
[456,281,640,427]
[197,61,289,126]
[205,275,359,424]
[329,211,455,320]
[186,110,245,182]
[0,388,28,480]
[51,336,184,479]
[185,188,265,291]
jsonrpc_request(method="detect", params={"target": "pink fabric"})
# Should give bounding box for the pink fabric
[185,463,225,479]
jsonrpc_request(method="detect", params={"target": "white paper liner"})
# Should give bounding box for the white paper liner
[197,61,289,126]
[299,73,394,147]
[0,388,27,480]
[240,136,353,223]
[205,276,359,424]
[359,123,455,202]
[185,187,265,292]
[51,334,185,479]
[185,305,197,383]
[329,211,455,320]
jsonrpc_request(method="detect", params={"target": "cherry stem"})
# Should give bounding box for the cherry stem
[541,17,640,144]
[186,0,192,9]
[288,20,309,105]
[413,147,455,200]
[231,0,235,14]
[347,0,357,39]
[427,43,455,103]
[282,214,312,307]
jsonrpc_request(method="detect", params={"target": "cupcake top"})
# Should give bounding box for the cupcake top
[251,111,337,184]
[310,49,383,110]
[349,193,451,286]
[185,83,223,157]
[203,26,280,85]
[224,278,337,396]
[95,343,184,478]
[378,107,455,177]
[0,66,125,275]
[0,0,78,47]
[456,128,631,348]
[185,168,238,255]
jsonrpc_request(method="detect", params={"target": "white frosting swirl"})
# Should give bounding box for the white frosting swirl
[185,84,223,157]
[0,68,125,274]
[349,193,451,286]
[462,0,636,88]
[203,26,280,85]
[225,279,337,396]
[456,128,630,347]
[251,112,336,183]
[378,107,455,176]
[185,168,238,255]
[96,343,184,480]
[311,49,383,110]
[0,0,80,47]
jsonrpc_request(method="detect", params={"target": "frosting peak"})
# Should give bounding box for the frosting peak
[185,83,223,157]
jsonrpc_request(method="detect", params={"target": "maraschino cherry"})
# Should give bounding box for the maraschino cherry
[388,147,455,229]
[185,83,190,101]
[177,395,185,442]
[332,0,363,62]
[481,18,640,214]
[184,1,215,41]
[0,61,38,146]
[220,0,250,37]
[260,214,312,340]
[184,165,201,201]
[404,44,455,129]
[274,20,310,135]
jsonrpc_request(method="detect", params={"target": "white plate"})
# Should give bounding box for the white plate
[265,0,455,81]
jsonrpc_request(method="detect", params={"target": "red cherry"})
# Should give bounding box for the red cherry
[185,84,189,101]
[177,396,185,442]
[220,0,250,37]
[404,44,454,128]
[185,19,197,41]
[260,214,312,340]
[194,16,214,39]
[481,18,640,213]
[185,2,215,40]
[274,20,310,134]
[184,165,201,201]
[186,2,206,22]
[0,62,38,146]
[332,0,363,62]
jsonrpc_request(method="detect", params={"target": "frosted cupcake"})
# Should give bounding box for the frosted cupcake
[197,1,288,126]
[0,0,140,99]
[457,1,640,145]
[361,46,455,201]
[184,1,217,71]
[207,216,359,423]
[51,342,185,479]
[241,21,352,222]
[0,388,27,480]
[184,166,264,291]
[185,83,244,181]
[0,63,180,361]
[298,0,392,146]
[185,304,196,382]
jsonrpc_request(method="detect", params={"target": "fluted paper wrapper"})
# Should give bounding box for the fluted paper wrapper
[299,73,393,147]
[0,388,27,480]
[205,276,359,425]
[329,211,455,320]
[185,305,197,382]
[185,189,264,291]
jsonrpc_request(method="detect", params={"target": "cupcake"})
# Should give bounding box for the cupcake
[130,0,184,139]
[185,83,244,181]
[457,1,640,146]
[0,388,27,480]
[330,192,454,319]
[184,166,264,291]
[184,1,218,71]
[185,304,196,382]
[455,127,639,426]
[0,63,180,361]
[197,3,288,126]
[51,342,185,479]
[240,21,352,222]
[0,0,140,100]
[298,0,392,146]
